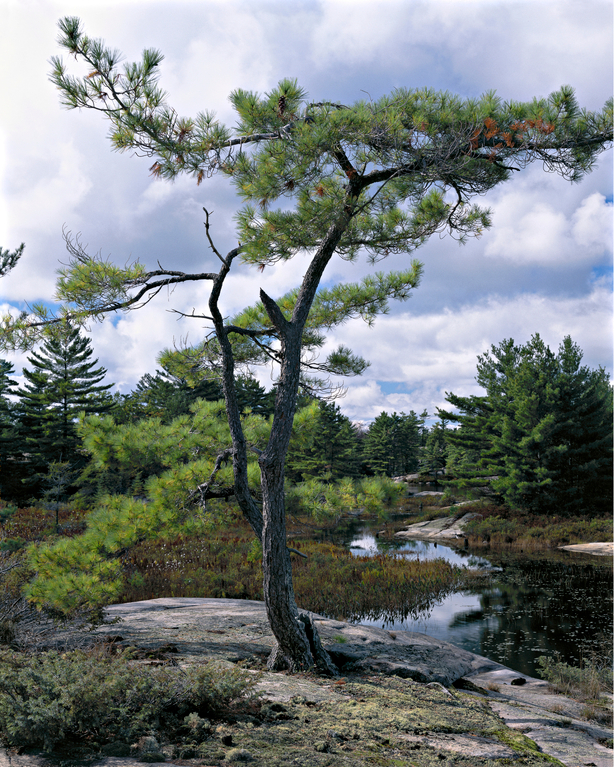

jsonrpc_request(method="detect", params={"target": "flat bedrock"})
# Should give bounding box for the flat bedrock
[3,598,612,767]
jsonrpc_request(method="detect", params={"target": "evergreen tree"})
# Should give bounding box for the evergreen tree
[15,327,114,495]
[286,400,360,481]
[420,420,449,478]
[362,411,424,476]
[234,375,276,418]
[0,360,23,501]
[115,364,223,424]
[0,16,610,671]
[441,335,613,514]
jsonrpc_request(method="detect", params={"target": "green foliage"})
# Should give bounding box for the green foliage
[114,363,223,425]
[0,647,258,751]
[0,360,25,502]
[3,19,608,361]
[11,327,114,502]
[442,335,613,515]
[116,526,469,625]
[25,399,273,614]
[1,17,612,670]
[461,507,613,550]
[356,476,405,518]
[285,475,403,523]
[362,410,426,476]
[0,244,24,279]
[0,502,17,526]
[286,400,361,481]
[0,538,26,553]
[419,420,449,477]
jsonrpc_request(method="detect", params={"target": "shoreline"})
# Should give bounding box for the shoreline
[393,511,614,556]
[9,596,610,767]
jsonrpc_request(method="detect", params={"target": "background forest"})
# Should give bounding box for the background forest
[1,327,610,518]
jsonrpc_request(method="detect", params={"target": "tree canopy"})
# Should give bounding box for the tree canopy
[0,16,611,673]
[440,335,613,515]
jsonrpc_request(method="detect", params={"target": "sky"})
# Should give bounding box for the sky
[0,0,612,424]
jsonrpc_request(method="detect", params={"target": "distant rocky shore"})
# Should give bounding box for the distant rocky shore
[394,512,614,556]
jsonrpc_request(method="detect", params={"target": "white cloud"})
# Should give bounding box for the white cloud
[326,286,613,421]
[484,183,613,264]
[0,0,611,429]
[571,193,614,254]
[8,142,92,236]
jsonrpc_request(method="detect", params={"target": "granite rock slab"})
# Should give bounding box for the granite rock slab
[558,542,613,556]
[2,598,612,767]
[96,597,502,686]
[394,512,482,540]
[467,668,614,767]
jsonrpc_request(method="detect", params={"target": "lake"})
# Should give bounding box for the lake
[334,520,613,678]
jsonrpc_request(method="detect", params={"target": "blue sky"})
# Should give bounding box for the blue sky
[0,0,612,423]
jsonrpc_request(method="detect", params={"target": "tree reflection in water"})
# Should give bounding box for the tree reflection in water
[341,524,612,677]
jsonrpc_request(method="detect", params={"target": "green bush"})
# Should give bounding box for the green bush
[0,647,259,751]
[0,504,18,526]
[0,538,26,553]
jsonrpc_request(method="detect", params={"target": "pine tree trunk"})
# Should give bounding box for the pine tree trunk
[211,214,356,675]
[260,458,313,670]
[257,317,338,675]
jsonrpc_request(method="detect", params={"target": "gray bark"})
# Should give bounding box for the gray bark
[209,179,360,674]
[255,201,358,674]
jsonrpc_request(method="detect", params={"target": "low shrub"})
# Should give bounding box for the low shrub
[0,504,17,526]
[536,654,612,702]
[461,506,613,551]
[0,646,259,752]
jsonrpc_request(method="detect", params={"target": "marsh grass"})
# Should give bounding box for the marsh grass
[0,505,104,647]
[537,654,613,709]
[0,504,88,543]
[463,506,613,551]
[1,504,474,632]
[118,523,471,623]
[409,500,613,552]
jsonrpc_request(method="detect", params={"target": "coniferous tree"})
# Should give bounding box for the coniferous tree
[0,16,610,670]
[234,375,276,418]
[362,411,424,476]
[286,400,360,481]
[420,420,449,478]
[15,327,114,496]
[441,335,613,515]
[115,364,223,424]
[0,360,23,501]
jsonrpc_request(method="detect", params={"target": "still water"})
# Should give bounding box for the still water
[340,524,613,677]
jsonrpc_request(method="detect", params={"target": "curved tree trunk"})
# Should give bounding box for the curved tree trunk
[210,193,358,675]
[255,208,357,674]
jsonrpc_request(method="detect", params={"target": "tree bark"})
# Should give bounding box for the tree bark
[255,203,358,674]
[211,181,359,674]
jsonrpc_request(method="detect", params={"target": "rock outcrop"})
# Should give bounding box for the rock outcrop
[558,542,614,556]
[394,512,482,540]
[97,597,501,686]
[2,597,612,767]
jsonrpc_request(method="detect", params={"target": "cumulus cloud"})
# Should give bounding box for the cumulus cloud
[571,193,614,254]
[0,0,611,428]
[483,181,612,265]
[324,286,613,421]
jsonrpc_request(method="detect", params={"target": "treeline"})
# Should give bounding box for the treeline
[0,329,611,517]
[0,326,436,507]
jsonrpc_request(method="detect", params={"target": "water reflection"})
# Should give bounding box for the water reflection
[341,523,613,677]
[349,533,493,569]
